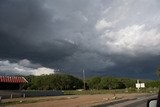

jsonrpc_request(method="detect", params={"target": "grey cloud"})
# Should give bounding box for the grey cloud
[0,0,160,79]
[18,59,41,68]
[0,0,78,63]
[53,51,115,72]
[0,59,55,76]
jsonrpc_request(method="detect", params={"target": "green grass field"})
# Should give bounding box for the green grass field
[64,88,159,95]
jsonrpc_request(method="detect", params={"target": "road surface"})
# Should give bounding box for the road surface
[4,93,157,107]
[94,94,157,107]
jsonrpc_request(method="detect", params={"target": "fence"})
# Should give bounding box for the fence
[0,90,63,99]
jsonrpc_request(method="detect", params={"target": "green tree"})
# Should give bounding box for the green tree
[23,74,83,90]
[156,65,160,78]
[99,77,126,89]
[118,78,136,88]
[87,76,101,90]
[146,80,160,88]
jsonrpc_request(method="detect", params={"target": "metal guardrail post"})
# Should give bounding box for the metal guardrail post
[0,96,1,102]
[10,94,13,99]
[23,93,25,98]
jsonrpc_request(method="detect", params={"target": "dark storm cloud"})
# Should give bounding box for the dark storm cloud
[0,0,160,79]
[0,0,78,63]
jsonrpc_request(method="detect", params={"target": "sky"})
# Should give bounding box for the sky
[0,0,160,79]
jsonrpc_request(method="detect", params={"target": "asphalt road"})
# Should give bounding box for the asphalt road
[94,94,157,107]
[123,97,154,107]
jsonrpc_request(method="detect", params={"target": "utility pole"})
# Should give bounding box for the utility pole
[83,70,86,90]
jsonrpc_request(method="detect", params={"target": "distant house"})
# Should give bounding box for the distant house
[0,76,28,90]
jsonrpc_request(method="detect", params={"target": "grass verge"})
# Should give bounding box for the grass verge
[64,88,159,95]
[0,96,77,106]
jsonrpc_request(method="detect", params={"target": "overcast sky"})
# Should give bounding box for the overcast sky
[0,0,160,79]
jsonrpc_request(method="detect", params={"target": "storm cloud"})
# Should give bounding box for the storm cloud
[0,0,160,79]
[0,59,55,76]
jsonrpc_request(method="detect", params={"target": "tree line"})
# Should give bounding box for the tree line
[23,74,83,90]
[23,74,160,90]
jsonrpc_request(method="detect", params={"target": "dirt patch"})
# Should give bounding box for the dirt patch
[4,93,149,107]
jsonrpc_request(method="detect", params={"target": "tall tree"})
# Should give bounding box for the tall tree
[88,76,101,90]
[156,65,160,79]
